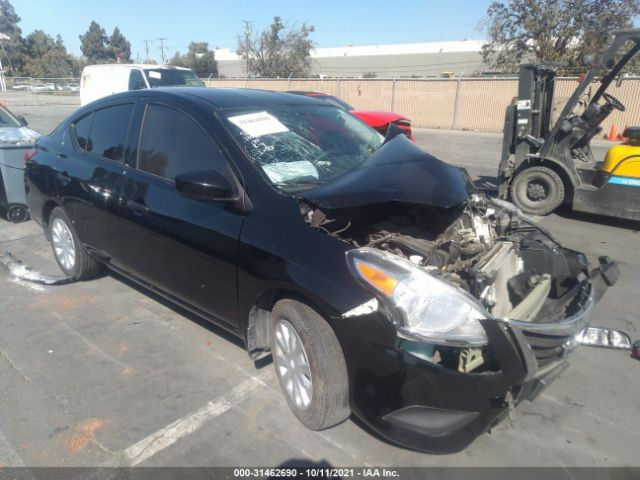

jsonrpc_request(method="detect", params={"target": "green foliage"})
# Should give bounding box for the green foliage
[79,21,111,64]
[0,1,79,77]
[0,0,24,74]
[109,27,132,63]
[169,42,218,76]
[22,30,78,77]
[482,0,640,72]
[236,16,315,77]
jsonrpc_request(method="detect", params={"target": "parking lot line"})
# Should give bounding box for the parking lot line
[123,374,265,465]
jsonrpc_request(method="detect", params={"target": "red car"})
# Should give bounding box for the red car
[289,91,414,141]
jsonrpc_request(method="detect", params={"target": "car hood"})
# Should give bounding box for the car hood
[351,110,409,127]
[302,135,471,210]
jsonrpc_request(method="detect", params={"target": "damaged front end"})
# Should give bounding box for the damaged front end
[300,190,618,452]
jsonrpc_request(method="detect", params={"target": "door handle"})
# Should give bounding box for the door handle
[126,199,149,215]
[56,152,68,159]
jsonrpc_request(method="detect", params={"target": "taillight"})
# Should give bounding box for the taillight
[24,148,37,164]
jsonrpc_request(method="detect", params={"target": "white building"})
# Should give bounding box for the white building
[214,39,487,78]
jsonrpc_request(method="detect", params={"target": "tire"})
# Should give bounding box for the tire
[270,299,350,430]
[6,204,30,223]
[48,207,101,280]
[510,166,565,216]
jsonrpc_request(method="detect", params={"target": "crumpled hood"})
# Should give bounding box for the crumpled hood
[302,135,471,210]
[351,110,409,128]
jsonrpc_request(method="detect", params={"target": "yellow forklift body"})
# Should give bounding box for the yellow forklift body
[602,145,640,177]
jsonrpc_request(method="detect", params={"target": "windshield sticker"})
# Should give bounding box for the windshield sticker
[148,71,162,79]
[229,111,289,138]
[262,161,318,184]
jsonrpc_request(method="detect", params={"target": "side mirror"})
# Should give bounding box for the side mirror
[18,115,28,126]
[175,170,235,202]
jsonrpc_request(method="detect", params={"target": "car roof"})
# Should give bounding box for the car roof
[132,87,327,109]
[72,88,328,120]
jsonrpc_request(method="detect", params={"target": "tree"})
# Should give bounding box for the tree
[236,17,315,77]
[109,27,131,63]
[0,0,24,75]
[169,42,218,76]
[22,30,77,77]
[23,30,58,58]
[79,21,111,64]
[481,0,640,72]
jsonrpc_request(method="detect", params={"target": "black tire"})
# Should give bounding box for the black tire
[270,299,350,430]
[510,166,565,216]
[48,207,101,280]
[6,204,30,223]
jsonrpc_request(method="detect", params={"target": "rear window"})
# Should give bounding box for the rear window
[73,113,92,150]
[72,103,134,162]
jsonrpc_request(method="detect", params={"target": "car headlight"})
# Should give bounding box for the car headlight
[346,247,488,347]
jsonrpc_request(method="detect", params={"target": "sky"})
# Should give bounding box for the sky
[11,0,493,62]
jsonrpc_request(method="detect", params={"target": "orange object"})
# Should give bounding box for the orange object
[356,262,398,297]
[608,124,617,141]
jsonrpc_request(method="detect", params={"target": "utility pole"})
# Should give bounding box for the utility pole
[157,37,167,64]
[241,20,252,75]
[142,39,152,62]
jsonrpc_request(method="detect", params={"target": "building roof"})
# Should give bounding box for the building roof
[214,39,485,61]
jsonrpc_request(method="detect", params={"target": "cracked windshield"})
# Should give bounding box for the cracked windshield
[225,105,383,192]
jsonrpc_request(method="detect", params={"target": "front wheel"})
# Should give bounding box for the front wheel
[510,166,565,216]
[270,299,350,430]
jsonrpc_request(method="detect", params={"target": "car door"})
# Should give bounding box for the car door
[117,101,244,327]
[58,102,135,267]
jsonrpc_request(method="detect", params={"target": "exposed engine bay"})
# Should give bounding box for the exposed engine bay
[301,194,592,373]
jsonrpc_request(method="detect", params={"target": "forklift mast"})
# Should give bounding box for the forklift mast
[498,64,557,197]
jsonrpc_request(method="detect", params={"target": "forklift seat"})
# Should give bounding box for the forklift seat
[623,127,640,144]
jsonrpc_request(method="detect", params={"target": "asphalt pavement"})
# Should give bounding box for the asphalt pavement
[0,97,638,467]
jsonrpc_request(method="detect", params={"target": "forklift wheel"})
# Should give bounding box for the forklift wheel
[510,166,565,216]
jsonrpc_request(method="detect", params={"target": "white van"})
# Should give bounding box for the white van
[80,64,205,106]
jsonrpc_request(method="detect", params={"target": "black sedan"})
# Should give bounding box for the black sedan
[25,88,613,453]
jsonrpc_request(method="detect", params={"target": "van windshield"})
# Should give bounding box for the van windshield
[144,69,204,88]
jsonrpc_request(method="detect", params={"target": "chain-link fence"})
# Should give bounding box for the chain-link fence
[0,77,81,107]
[207,77,640,135]
[2,75,639,135]
[7,77,80,93]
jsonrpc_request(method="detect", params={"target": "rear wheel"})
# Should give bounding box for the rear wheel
[49,207,101,280]
[510,166,565,216]
[270,299,350,430]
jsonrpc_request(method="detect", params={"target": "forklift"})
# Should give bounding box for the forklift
[498,28,640,220]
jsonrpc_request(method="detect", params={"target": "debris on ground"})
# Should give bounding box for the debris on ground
[0,251,74,285]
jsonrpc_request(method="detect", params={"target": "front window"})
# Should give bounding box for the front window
[144,69,204,88]
[223,105,383,193]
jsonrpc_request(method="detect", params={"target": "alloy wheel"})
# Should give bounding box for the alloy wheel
[51,218,76,271]
[273,319,313,411]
